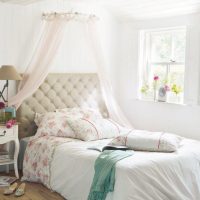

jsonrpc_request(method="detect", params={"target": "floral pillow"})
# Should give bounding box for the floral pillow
[34,112,52,127]
[67,117,124,141]
[56,107,102,121]
[34,112,75,138]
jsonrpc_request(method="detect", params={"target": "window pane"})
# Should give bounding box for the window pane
[169,64,184,88]
[150,64,167,84]
[173,31,186,62]
[140,28,186,104]
[168,64,184,104]
[151,33,171,62]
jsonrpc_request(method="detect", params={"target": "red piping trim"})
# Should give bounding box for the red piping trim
[125,129,134,146]
[158,132,165,150]
[81,118,100,139]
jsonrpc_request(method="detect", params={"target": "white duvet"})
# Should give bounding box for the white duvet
[50,138,200,200]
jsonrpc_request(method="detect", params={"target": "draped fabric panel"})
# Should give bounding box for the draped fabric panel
[9,18,67,108]
[86,20,133,127]
[9,12,133,128]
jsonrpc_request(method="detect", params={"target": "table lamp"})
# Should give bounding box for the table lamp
[0,65,22,105]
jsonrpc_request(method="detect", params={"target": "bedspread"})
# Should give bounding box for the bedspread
[23,137,200,200]
[88,150,133,200]
[22,136,78,188]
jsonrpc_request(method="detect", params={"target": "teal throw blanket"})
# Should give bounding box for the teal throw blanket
[88,150,133,200]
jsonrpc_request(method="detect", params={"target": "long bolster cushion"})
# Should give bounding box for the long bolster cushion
[109,129,182,152]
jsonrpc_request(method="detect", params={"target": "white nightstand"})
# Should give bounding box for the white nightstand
[0,124,19,178]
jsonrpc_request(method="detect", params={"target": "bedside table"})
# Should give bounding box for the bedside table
[0,124,19,178]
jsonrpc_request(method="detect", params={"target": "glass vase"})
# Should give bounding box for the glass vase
[153,88,157,102]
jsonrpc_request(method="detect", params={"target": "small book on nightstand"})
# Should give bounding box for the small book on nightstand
[0,150,8,155]
[0,176,17,187]
[0,150,12,163]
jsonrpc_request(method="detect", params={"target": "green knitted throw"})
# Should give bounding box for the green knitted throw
[88,150,133,200]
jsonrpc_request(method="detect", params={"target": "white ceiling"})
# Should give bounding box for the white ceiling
[0,0,42,5]
[1,0,200,20]
[99,0,200,20]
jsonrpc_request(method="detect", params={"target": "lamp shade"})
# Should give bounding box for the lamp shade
[0,65,22,80]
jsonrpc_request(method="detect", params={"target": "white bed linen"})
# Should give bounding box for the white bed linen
[50,138,200,200]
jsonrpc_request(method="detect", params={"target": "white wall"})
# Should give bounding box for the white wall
[1,1,200,140]
[116,14,200,140]
[0,0,121,171]
[0,0,120,98]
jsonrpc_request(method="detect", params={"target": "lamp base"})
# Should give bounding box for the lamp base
[0,80,8,104]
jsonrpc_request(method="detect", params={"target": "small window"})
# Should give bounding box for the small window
[139,27,186,104]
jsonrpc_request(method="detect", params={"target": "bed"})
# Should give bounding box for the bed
[17,73,200,200]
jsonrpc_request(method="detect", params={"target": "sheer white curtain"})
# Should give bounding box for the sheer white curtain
[86,20,133,128]
[9,13,96,108]
[9,12,133,127]
[9,17,67,108]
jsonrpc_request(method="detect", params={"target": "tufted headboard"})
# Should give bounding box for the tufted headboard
[17,73,108,138]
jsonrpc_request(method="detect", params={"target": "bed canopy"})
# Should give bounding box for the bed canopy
[8,12,132,128]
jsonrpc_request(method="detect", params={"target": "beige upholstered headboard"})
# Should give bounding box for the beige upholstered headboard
[17,73,108,138]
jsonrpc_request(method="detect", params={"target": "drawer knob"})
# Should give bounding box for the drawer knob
[0,130,6,136]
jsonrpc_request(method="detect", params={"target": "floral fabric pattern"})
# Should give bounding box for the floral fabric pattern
[22,136,75,189]
[34,112,76,138]
[34,108,104,139]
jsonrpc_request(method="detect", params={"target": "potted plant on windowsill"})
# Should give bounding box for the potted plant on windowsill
[140,84,149,99]
[170,84,182,104]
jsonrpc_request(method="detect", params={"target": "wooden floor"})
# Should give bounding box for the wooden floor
[0,171,65,200]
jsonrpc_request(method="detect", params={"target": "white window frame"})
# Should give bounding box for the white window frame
[138,26,187,104]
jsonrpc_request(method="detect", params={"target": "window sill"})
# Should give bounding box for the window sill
[134,98,187,106]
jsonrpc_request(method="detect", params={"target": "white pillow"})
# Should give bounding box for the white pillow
[110,130,182,152]
[34,112,75,138]
[67,117,123,141]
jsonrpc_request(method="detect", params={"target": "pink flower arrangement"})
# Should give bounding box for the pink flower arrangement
[153,75,159,101]
[0,102,5,109]
[6,119,16,129]
[164,85,170,92]
[153,76,159,81]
